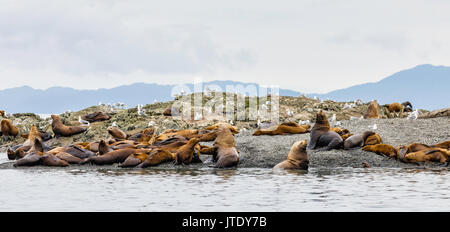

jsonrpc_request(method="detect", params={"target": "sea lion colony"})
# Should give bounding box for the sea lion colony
[1,99,449,170]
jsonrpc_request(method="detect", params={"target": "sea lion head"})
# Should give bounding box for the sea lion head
[312,111,330,131]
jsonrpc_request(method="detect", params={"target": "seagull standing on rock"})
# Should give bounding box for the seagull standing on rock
[407,109,419,120]
[137,104,146,116]
[78,116,90,127]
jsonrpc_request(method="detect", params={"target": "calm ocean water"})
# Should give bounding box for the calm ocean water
[1,154,449,211]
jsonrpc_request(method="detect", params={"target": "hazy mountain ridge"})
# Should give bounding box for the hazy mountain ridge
[0,64,448,113]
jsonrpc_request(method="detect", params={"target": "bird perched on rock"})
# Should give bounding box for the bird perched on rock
[78,116,90,127]
[407,109,419,120]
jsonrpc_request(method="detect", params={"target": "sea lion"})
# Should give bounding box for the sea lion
[48,146,95,159]
[7,145,31,160]
[82,148,150,165]
[402,101,413,110]
[174,138,201,165]
[211,125,240,168]
[155,129,200,141]
[1,119,19,141]
[163,108,172,116]
[98,140,114,155]
[41,154,69,167]
[422,149,449,164]
[137,149,176,168]
[13,138,44,167]
[253,122,310,136]
[21,130,52,141]
[51,115,88,137]
[307,111,343,151]
[330,128,350,136]
[119,153,149,168]
[341,133,354,141]
[431,141,450,149]
[363,133,383,146]
[107,126,127,140]
[404,149,433,163]
[344,131,376,150]
[0,110,4,117]
[362,144,398,158]
[273,140,309,170]
[81,112,111,123]
[55,152,84,164]
[364,100,380,119]
[205,123,239,134]
[386,102,403,113]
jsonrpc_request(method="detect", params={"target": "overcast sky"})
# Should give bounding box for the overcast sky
[0,0,449,93]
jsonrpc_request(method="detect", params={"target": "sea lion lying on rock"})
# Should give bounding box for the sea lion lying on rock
[364,133,382,146]
[81,148,151,165]
[344,131,376,150]
[13,138,44,167]
[1,119,19,141]
[362,144,398,158]
[21,130,52,141]
[51,115,88,137]
[273,140,309,170]
[253,122,310,136]
[307,111,343,151]
[364,100,380,119]
[119,153,149,168]
[431,141,450,149]
[107,126,128,140]
[81,112,111,123]
[137,149,176,168]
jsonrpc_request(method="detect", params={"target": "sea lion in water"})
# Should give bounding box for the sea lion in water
[253,122,310,136]
[81,148,150,165]
[51,115,88,137]
[362,144,398,158]
[107,126,128,140]
[364,100,380,119]
[273,140,309,170]
[344,131,376,150]
[211,125,240,168]
[1,119,19,141]
[81,112,111,123]
[307,111,343,151]
[174,138,201,165]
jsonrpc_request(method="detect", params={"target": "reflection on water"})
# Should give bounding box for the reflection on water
[0,154,450,211]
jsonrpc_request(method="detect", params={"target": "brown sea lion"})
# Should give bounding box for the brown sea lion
[273,140,309,170]
[174,138,201,165]
[362,144,398,158]
[7,145,31,160]
[364,100,380,119]
[51,115,88,137]
[344,131,376,150]
[363,133,382,146]
[0,110,4,117]
[386,102,403,113]
[397,143,430,161]
[155,129,200,142]
[48,146,95,159]
[41,154,69,167]
[212,125,240,168]
[1,119,19,141]
[107,126,127,140]
[81,112,110,123]
[98,140,114,155]
[431,141,450,149]
[13,138,44,167]
[21,130,52,141]
[199,145,216,154]
[55,152,84,164]
[307,111,343,151]
[119,153,149,168]
[137,149,176,168]
[404,149,433,163]
[205,123,239,134]
[402,101,413,109]
[341,133,354,141]
[163,108,172,116]
[253,122,310,136]
[423,148,449,164]
[82,148,150,165]
[330,128,350,136]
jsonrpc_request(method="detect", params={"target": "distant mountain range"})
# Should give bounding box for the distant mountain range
[310,64,449,111]
[0,64,448,113]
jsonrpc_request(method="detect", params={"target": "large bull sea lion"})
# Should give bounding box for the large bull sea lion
[273,140,309,170]
[307,111,343,151]
[211,125,240,168]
